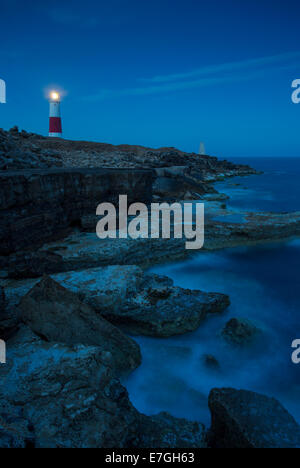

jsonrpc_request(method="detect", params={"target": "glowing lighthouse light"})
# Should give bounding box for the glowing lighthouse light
[51,91,60,101]
[49,91,62,138]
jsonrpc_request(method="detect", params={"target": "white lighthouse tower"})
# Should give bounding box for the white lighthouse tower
[49,91,62,138]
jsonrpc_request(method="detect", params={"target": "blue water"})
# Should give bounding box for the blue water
[216,157,300,213]
[126,158,300,427]
[212,213,247,224]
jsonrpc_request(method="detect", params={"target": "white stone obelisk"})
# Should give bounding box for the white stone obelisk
[199,142,206,155]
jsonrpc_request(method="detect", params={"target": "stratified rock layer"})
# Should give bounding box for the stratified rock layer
[7,234,186,279]
[0,168,153,256]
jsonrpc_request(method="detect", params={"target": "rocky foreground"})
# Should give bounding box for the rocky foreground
[1,127,300,448]
[1,280,300,448]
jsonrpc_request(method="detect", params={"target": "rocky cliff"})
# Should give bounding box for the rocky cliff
[0,126,259,203]
[0,167,152,256]
[0,126,257,177]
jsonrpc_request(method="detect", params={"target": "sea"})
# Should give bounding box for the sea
[125,157,300,426]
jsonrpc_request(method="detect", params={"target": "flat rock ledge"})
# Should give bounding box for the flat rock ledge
[4,266,230,338]
[5,210,300,280]
[6,234,187,280]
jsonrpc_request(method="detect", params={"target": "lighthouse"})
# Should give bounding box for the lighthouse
[49,91,62,138]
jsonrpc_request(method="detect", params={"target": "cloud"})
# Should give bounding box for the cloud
[82,51,300,102]
[140,51,300,84]
[82,75,245,102]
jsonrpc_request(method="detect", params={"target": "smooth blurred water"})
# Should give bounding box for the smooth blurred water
[216,157,300,213]
[126,158,300,426]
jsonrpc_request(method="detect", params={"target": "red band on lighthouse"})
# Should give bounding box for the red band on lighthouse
[49,117,62,134]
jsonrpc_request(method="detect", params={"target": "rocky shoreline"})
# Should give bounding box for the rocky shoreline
[1,127,300,448]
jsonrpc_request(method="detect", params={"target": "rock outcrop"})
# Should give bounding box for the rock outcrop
[208,388,300,448]
[0,127,62,171]
[203,354,220,370]
[152,166,219,201]
[204,211,300,250]
[101,273,230,337]
[5,268,230,338]
[221,318,259,346]
[39,270,226,336]
[0,127,258,262]
[0,128,255,179]
[7,234,186,279]
[18,276,141,375]
[0,327,141,448]
[0,327,207,448]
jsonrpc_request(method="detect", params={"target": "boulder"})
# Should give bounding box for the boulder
[208,388,300,448]
[4,267,230,338]
[49,269,230,337]
[221,318,259,345]
[203,354,220,370]
[52,265,144,313]
[109,274,230,337]
[19,276,141,375]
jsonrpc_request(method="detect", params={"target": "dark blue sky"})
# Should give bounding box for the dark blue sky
[1,0,300,157]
